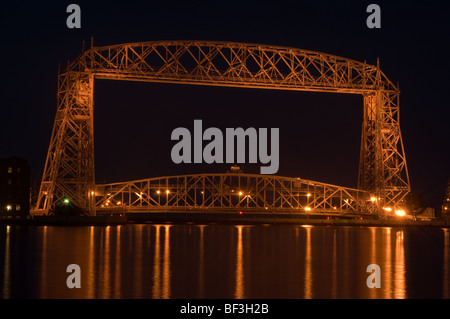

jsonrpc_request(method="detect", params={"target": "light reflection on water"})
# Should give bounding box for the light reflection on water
[444,229,450,298]
[234,225,244,299]
[0,224,449,299]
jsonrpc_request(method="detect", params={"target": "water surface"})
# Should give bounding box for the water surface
[1,224,449,299]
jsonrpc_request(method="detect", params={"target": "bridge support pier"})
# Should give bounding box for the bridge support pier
[359,90,410,215]
[36,71,96,215]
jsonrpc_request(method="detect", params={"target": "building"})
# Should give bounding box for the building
[0,157,30,216]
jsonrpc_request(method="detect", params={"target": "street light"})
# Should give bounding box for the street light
[156,190,161,205]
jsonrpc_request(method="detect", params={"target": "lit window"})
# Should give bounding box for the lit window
[8,179,12,185]
[8,166,12,173]
[16,204,20,211]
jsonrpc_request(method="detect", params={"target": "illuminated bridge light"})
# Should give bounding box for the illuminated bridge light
[395,209,406,217]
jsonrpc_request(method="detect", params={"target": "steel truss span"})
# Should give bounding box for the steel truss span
[95,173,376,215]
[35,40,410,216]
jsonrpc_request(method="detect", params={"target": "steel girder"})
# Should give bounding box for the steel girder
[35,41,410,215]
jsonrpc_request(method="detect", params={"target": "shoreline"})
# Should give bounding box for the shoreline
[1,212,449,228]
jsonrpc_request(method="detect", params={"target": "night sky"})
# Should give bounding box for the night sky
[0,1,448,209]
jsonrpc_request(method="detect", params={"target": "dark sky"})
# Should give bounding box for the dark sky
[0,0,449,209]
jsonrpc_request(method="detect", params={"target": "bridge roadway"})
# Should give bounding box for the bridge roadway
[93,172,378,216]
